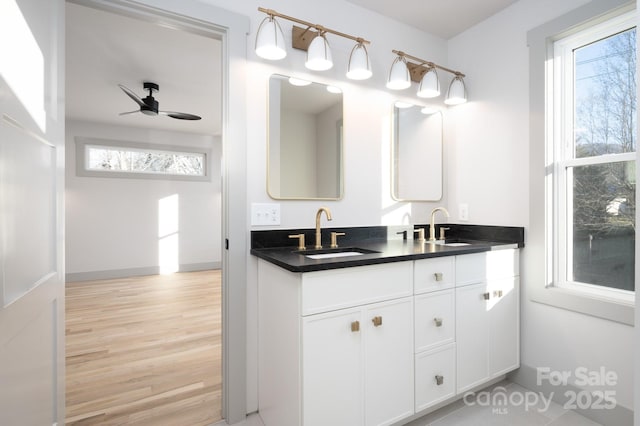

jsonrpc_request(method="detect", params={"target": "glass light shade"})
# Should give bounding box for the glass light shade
[444,76,468,105]
[420,106,438,115]
[305,34,333,71]
[255,16,287,60]
[326,85,342,94]
[386,56,411,90]
[346,42,372,80]
[417,68,440,98]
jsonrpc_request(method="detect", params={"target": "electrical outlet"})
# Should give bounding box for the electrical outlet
[251,203,281,226]
[459,203,469,221]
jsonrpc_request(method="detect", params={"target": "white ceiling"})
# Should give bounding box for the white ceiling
[66,1,516,135]
[346,0,519,39]
[65,2,221,135]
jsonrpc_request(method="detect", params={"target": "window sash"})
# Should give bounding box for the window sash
[550,11,636,300]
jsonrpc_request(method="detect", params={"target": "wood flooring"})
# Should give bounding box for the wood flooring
[65,270,222,425]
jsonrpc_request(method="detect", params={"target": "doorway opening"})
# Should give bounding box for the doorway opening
[64,2,223,424]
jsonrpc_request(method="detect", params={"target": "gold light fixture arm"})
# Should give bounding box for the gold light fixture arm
[392,49,465,78]
[258,7,370,45]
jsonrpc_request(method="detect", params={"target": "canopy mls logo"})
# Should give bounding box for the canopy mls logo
[463,367,618,415]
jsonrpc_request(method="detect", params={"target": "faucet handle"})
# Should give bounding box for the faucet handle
[330,232,346,248]
[439,227,450,241]
[288,233,306,250]
[414,228,426,243]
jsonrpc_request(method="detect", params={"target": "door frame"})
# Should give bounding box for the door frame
[65,0,249,423]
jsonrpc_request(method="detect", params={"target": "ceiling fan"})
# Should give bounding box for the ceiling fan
[118,82,201,120]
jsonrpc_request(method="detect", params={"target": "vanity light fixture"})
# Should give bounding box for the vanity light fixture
[386,54,411,90]
[388,50,467,105]
[255,12,287,60]
[256,7,372,79]
[306,32,333,71]
[444,73,468,105]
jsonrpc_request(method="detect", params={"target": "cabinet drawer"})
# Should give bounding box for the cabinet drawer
[301,262,413,316]
[414,290,455,352]
[455,249,519,286]
[414,257,455,294]
[415,343,456,412]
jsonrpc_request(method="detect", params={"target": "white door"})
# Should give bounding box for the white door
[489,277,520,377]
[364,297,414,426]
[0,0,65,425]
[456,283,490,393]
[303,307,363,426]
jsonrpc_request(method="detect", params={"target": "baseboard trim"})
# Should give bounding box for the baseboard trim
[508,364,633,426]
[65,262,221,282]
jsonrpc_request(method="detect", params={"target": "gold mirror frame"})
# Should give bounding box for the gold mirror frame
[267,74,344,200]
[391,104,443,201]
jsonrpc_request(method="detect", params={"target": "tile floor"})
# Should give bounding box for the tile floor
[405,382,601,426]
[212,381,602,426]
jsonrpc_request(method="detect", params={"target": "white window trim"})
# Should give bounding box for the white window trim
[527,0,636,325]
[75,136,212,182]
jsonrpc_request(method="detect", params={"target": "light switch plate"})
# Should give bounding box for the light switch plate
[251,203,281,226]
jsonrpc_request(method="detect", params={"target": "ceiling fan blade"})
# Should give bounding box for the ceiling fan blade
[119,110,141,116]
[159,111,202,120]
[118,84,145,108]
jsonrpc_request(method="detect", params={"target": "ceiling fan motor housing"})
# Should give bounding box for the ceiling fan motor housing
[142,82,160,115]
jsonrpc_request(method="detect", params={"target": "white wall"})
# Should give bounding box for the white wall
[65,120,222,277]
[448,0,634,412]
[200,0,451,412]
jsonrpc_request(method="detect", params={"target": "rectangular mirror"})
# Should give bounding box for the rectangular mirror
[267,74,343,200]
[391,105,443,201]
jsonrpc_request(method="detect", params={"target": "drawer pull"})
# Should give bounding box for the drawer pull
[494,290,503,298]
[434,272,443,282]
[483,292,491,300]
[434,317,443,327]
[351,321,360,332]
[435,375,444,386]
[372,316,383,327]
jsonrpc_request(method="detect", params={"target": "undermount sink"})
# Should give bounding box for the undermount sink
[295,247,380,260]
[430,240,473,247]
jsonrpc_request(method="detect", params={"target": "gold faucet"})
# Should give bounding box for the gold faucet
[315,207,333,249]
[429,207,450,242]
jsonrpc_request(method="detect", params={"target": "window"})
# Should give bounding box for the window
[550,12,636,300]
[76,138,210,181]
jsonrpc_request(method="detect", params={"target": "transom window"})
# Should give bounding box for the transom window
[550,11,636,299]
[75,138,210,181]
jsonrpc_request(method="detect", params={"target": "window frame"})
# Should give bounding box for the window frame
[550,10,636,304]
[527,0,636,325]
[75,137,212,182]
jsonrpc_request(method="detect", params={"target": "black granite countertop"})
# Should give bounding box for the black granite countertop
[251,224,524,273]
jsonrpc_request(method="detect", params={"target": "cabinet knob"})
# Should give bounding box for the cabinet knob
[434,272,443,282]
[351,321,360,332]
[372,316,383,327]
[435,375,444,386]
[483,292,491,300]
[434,317,443,327]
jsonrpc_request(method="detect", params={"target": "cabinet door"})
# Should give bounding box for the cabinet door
[456,283,490,393]
[489,277,520,377]
[302,307,363,426]
[364,298,414,426]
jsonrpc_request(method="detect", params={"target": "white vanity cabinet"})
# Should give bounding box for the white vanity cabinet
[455,250,520,393]
[257,247,520,426]
[258,259,414,426]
